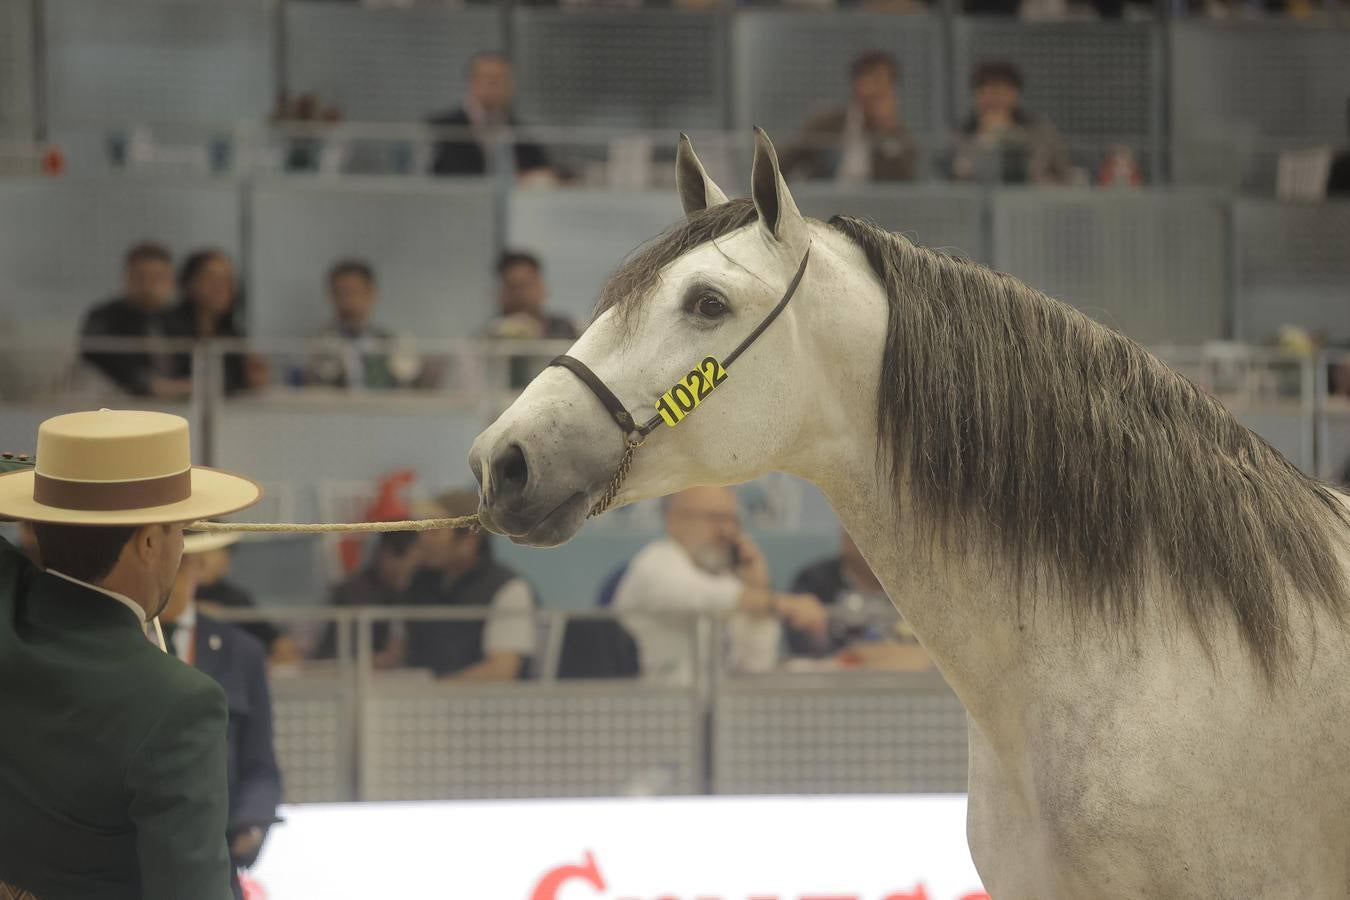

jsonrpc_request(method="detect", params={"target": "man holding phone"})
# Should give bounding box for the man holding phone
[0,409,262,899]
[613,486,827,683]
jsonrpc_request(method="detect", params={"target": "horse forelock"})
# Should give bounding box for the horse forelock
[827,214,1350,681]
[594,198,760,333]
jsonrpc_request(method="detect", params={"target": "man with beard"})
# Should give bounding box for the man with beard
[612,486,827,684]
[0,409,262,899]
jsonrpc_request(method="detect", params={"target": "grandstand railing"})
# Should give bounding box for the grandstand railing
[202,605,966,804]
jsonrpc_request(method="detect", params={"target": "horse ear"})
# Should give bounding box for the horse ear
[750,126,805,248]
[676,133,729,218]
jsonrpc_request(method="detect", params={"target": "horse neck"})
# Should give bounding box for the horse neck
[784,231,1032,732]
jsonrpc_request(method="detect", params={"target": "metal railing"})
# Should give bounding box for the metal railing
[201,604,964,803]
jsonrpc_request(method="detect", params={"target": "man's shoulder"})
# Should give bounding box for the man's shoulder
[803,106,849,134]
[429,107,470,126]
[81,296,133,325]
[627,538,690,574]
[198,614,267,668]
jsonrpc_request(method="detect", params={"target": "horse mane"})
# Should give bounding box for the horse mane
[596,199,1350,678]
[829,213,1349,679]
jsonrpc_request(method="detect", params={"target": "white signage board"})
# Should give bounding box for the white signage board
[247,794,987,900]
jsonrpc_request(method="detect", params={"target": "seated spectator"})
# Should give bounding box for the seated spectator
[950,62,1072,186]
[788,528,924,663]
[429,52,551,183]
[486,251,580,388]
[613,486,827,684]
[80,241,187,399]
[312,531,423,668]
[305,259,423,390]
[163,249,268,396]
[161,532,281,898]
[1328,97,1350,197]
[405,490,537,680]
[780,51,918,184]
[193,537,303,665]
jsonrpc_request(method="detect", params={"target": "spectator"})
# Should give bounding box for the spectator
[306,259,423,390]
[79,241,188,399]
[405,490,537,680]
[485,251,579,389]
[312,530,423,668]
[160,533,281,900]
[1327,97,1350,197]
[788,527,914,658]
[780,51,918,184]
[193,538,303,665]
[950,62,1072,186]
[485,251,579,341]
[613,486,828,684]
[164,250,268,396]
[429,51,551,182]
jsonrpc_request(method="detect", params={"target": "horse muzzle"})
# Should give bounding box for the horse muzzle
[469,422,616,547]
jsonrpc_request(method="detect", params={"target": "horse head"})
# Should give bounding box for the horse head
[470,129,879,546]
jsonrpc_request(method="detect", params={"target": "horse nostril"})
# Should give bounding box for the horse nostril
[492,443,530,499]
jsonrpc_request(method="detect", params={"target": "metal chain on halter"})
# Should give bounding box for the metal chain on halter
[587,437,644,519]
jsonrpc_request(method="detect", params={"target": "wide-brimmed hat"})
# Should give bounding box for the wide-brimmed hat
[0,409,262,526]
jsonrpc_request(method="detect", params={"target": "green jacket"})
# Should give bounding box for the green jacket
[0,537,233,899]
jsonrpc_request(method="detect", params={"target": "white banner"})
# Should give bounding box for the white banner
[247,794,987,900]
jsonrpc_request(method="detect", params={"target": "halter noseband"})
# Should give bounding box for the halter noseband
[549,246,811,518]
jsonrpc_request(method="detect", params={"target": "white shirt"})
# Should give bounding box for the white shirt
[482,577,536,656]
[613,539,782,684]
[167,602,196,662]
[837,102,871,184]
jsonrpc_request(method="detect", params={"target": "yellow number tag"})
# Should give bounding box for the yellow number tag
[655,356,729,428]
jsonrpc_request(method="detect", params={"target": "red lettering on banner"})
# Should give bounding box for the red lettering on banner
[958,894,991,900]
[531,850,607,900]
[882,886,931,900]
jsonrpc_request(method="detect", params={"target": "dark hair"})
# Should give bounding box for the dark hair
[31,523,139,583]
[850,51,900,84]
[972,61,1023,91]
[375,530,419,558]
[327,258,376,287]
[124,241,172,270]
[496,250,542,277]
[178,248,230,292]
[466,50,511,77]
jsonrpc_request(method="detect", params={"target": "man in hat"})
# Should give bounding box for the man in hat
[0,409,262,900]
[160,532,282,900]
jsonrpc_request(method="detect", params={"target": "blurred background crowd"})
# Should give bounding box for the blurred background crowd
[0,0,1347,876]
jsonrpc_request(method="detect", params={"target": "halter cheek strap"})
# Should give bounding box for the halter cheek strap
[548,246,811,516]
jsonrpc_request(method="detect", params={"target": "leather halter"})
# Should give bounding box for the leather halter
[548,246,810,516]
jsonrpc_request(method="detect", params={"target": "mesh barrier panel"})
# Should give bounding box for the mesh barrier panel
[953,19,1159,177]
[362,685,701,801]
[992,189,1228,344]
[513,10,725,130]
[1233,200,1350,344]
[733,12,945,138]
[285,4,502,124]
[713,676,967,794]
[272,675,352,803]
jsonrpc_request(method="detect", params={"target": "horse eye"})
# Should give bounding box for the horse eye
[695,293,728,319]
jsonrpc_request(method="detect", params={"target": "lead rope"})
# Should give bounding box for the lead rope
[187,515,480,534]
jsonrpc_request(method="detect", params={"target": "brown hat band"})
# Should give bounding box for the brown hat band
[32,469,192,511]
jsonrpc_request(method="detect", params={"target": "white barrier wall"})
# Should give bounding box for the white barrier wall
[249,795,987,900]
